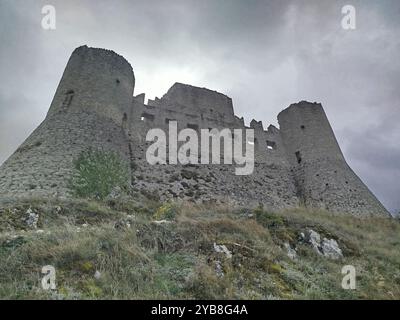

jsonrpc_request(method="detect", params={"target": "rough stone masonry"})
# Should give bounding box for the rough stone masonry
[0,46,389,216]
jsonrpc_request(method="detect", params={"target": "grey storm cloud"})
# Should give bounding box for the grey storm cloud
[0,0,399,212]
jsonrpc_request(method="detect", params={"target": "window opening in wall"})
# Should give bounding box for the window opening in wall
[122,113,128,131]
[62,90,74,109]
[295,151,302,164]
[300,125,305,130]
[116,79,120,84]
[140,113,155,122]
[266,140,276,150]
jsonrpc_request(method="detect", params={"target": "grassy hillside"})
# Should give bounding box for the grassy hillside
[0,197,399,299]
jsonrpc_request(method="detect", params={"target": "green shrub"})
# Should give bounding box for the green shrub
[153,203,178,221]
[254,205,285,228]
[70,149,129,200]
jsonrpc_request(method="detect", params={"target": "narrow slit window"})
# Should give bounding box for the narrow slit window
[295,151,302,164]
[62,90,74,108]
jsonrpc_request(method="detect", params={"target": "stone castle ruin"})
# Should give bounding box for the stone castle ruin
[0,46,389,216]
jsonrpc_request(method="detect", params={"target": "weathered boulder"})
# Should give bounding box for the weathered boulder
[321,238,343,260]
[302,229,343,260]
[284,242,297,260]
[25,207,39,229]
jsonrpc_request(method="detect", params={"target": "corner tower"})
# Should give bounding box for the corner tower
[0,46,135,198]
[278,101,389,216]
[47,45,134,124]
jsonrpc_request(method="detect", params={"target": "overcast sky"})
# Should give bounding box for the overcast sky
[0,0,399,212]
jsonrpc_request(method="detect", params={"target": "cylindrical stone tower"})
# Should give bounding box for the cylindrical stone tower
[278,101,389,216]
[0,46,135,199]
[47,45,134,123]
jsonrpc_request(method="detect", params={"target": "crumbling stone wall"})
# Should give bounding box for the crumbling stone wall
[0,111,130,199]
[128,142,298,209]
[0,46,390,216]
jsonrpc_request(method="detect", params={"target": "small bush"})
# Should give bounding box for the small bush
[70,149,129,200]
[153,203,178,221]
[254,206,285,229]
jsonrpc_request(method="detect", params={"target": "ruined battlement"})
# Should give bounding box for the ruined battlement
[0,46,389,216]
